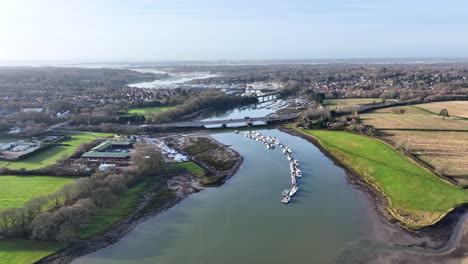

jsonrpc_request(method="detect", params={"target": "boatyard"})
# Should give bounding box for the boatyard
[236,130,302,204]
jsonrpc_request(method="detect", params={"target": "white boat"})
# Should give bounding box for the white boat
[287,147,292,153]
[234,130,239,134]
[291,177,297,185]
[282,189,290,196]
[296,170,302,177]
[289,185,298,196]
[283,149,287,154]
[281,196,291,204]
[294,160,299,166]
[287,156,292,161]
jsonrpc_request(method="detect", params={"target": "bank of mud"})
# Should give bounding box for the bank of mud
[35,135,243,264]
[278,125,468,264]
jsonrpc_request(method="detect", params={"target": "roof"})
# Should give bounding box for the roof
[91,140,132,151]
[81,152,131,158]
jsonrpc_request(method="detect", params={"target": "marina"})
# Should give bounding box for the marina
[238,130,302,204]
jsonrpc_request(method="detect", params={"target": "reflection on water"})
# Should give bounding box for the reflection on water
[73,129,378,264]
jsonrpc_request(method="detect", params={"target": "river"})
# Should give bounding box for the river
[128,68,218,89]
[73,129,380,264]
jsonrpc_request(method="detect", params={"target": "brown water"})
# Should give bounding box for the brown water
[73,129,379,264]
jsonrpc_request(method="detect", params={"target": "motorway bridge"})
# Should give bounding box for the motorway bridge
[140,113,300,128]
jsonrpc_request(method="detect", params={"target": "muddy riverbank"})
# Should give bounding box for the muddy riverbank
[34,135,243,264]
[278,125,468,263]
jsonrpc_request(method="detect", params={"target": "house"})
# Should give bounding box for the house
[91,140,133,152]
[81,140,133,162]
[81,152,131,162]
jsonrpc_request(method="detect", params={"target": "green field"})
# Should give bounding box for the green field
[169,161,206,176]
[0,132,113,170]
[0,239,62,264]
[0,175,75,211]
[298,129,468,228]
[79,182,145,238]
[124,106,175,118]
[324,98,382,109]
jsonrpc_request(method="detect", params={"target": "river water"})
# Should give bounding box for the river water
[73,129,378,264]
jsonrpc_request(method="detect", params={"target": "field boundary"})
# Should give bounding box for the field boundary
[294,128,468,229]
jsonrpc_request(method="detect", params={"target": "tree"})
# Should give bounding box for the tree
[439,109,449,120]
[30,212,58,241]
[92,187,116,207]
[132,144,165,176]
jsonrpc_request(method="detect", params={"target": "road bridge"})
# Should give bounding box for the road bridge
[140,113,299,128]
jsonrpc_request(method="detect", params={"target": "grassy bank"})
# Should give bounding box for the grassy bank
[297,129,468,228]
[79,182,145,238]
[0,175,75,211]
[0,239,62,264]
[168,161,206,176]
[0,132,112,170]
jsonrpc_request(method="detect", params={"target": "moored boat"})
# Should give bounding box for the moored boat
[289,185,298,196]
[281,196,291,204]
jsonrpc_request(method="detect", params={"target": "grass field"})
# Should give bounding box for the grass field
[298,129,468,228]
[0,175,75,211]
[0,239,62,264]
[324,98,383,109]
[361,106,468,130]
[79,182,145,238]
[0,132,112,170]
[124,106,175,118]
[383,130,468,179]
[169,161,206,176]
[415,101,468,118]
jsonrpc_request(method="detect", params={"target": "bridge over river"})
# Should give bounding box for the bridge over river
[140,113,300,128]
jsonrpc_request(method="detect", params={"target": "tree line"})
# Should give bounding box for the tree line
[0,144,166,241]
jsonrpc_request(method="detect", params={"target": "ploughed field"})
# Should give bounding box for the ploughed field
[360,105,468,130]
[416,101,468,118]
[360,101,468,186]
[0,175,75,210]
[383,130,468,180]
[324,98,383,110]
[299,129,468,228]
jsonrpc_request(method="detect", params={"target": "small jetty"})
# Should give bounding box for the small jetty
[237,130,303,205]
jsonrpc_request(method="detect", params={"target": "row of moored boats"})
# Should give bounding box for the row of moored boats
[235,130,302,205]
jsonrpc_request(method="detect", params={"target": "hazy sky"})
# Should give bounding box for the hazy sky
[1,0,467,61]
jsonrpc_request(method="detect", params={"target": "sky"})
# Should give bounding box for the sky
[0,0,467,62]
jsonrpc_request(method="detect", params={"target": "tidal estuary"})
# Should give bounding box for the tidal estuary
[73,129,380,264]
